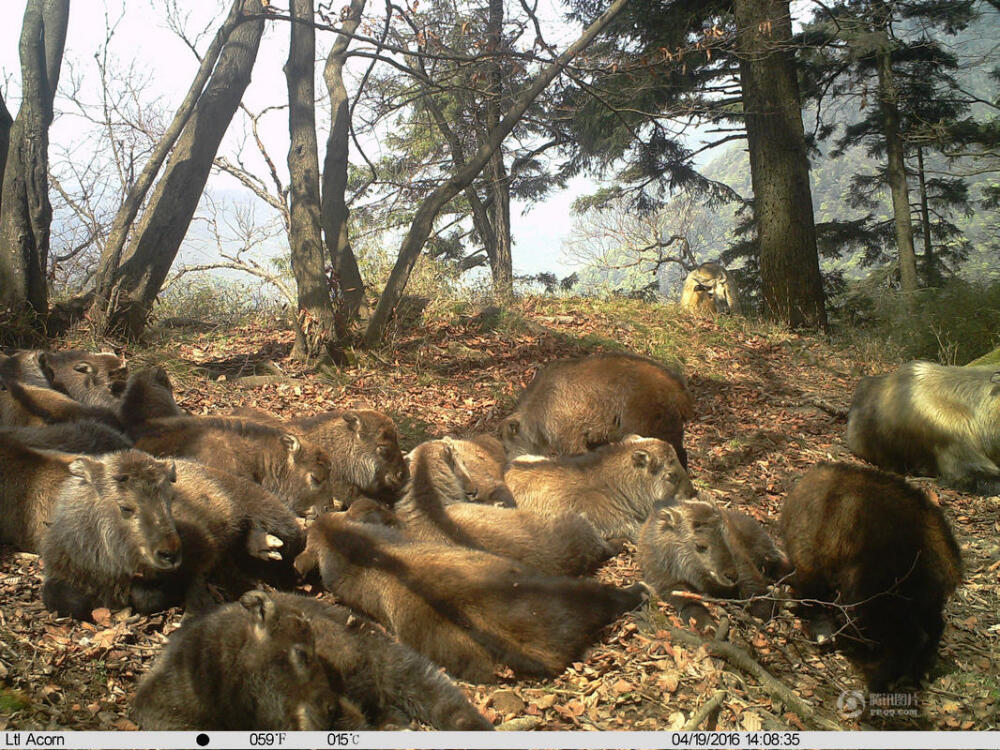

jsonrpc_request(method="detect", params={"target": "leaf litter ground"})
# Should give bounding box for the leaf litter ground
[1,298,997,732]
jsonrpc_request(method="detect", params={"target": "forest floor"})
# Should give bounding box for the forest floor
[1,296,998,732]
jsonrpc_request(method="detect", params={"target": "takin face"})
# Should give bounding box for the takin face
[41,451,183,620]
[780,462,963,691]
[133,591,355,730]
[680,262,741,316]
[404,438,515,508]
[39,349,127,407]
[847,361,1000,494]
[500,352,693,469]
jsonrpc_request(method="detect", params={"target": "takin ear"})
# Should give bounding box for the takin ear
[153,366,172,388]
[992,371,1000,384]
[240,590,277,633]
[280,433,302,455]
[68,456,101,483]
[656,505,681,527]
[632,449,651,468]
[36,352,56,386]
[293,548,318,578]
[164,460,177,483]
[342,412,361,434]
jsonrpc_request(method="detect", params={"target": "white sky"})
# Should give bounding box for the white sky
[0,0,586,279]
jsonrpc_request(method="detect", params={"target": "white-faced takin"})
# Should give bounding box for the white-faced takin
[133,591,354,730]
[504,435,696,541]
[680,262,741,316]
[638,500,790,628]
[500,352,693,469]
[847,361,1000,494]
[780,462,962,691]
[395,440,616,576]
[294,508,649,682]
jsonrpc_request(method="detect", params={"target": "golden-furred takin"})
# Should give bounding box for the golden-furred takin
[405,437,514,508]
[133,591,354,730]
[225,407,408,508]
[504,435,697,541]
[680,262,741,315]
[847,361,1000,494]
[780,463,962,691]
[42,457,304,619]
[271,593,493,730]
[117,366,187,429]
[500,352,693,469]
[131,416,331,514]
[638,500,790,627]
[294,510,648,682]
[396,441,616,575]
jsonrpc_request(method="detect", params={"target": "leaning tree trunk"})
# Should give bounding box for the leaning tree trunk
[363,0,632,347]
[89,0,247,320]
[320,0,368,322]
[285,0,342,361]
[733,0,827,329]
[0,89,14,227]
[484,0,513,299]
[103,0,265,338]
[0,0,69,318]
[875,35,918,295]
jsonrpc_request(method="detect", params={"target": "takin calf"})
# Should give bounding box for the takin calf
[117,367,187,430]
[504,435,696,541]
[500,352,693,468]
[294,509,648,682]
[847,361,1000,494]
[133,591,352,730]
[680,262,741,316]
[42,457,303,619]
[780,462,962,691]
[131,416,331,514]
[395,441,616,576]
[638,500,790,627]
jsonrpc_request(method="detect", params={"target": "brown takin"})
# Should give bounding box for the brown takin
[42,456,303,620]
[131,416,331,514]
[226,407,408,508]
[395,441,617,576]
[0,420,132,455]
[638,500,790,628]
[294,509,648,682]
[500,352,694,468]
[847,361,1000,494]
[0,434,82,552]
[504,435,697,541]
[133,591,355,730]
[780,463,962,691]
[38,349,127,408]
[117,366,187,430]
[0,375,121,429]
[0,350,50,388]
[271,593,493,730]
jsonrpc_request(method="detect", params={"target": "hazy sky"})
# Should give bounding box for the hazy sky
[0,0,593,280]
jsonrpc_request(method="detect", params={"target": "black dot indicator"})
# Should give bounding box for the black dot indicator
[196,733,210,746]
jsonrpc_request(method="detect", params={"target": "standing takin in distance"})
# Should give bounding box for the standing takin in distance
[780,462,962,691]
[847,361,1000,494]
[680,262,741,316]
[500,351,694,469]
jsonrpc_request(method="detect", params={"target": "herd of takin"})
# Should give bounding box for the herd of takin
[1,342,994,731]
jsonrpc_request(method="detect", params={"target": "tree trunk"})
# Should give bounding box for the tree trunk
[733,0,827,329]
[104,0,265,338]
[89,0,248,317]
[363,0,632,347]
[0,88,14,227]
[285,0,342,361]
[875,34,918,294]
[916,146,937,287]
[320,0,368,322]
[484,0,513,299]
[0,0,69,318]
